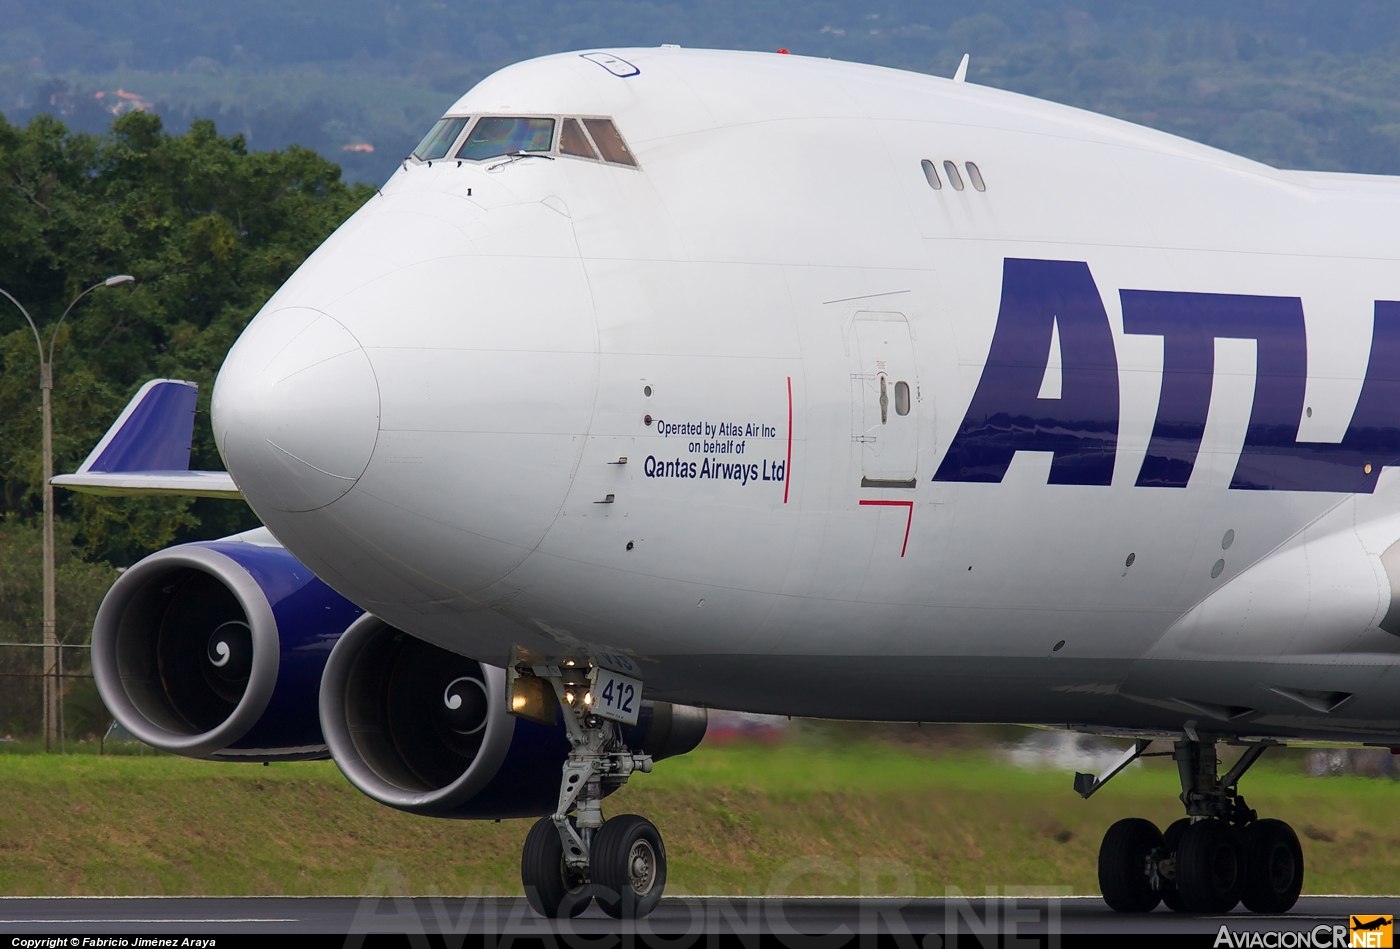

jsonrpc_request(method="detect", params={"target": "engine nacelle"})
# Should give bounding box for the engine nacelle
[92,530,364,760]
[320,614,708,819]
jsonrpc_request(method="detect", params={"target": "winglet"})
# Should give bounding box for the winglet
[52,379,242,499]
[953,53,969,83]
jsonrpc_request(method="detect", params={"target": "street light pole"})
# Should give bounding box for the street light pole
[0,275,135,751]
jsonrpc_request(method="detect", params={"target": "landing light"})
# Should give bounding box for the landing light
[565,690,576,705]
[506,673,558,726]
[584,692,593,706]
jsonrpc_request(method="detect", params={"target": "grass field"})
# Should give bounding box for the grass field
[0,738,1396,897]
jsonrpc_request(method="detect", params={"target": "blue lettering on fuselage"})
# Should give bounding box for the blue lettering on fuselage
[932,259,1120,485]
[934,258,1400,493]
[1121,289,1307,490]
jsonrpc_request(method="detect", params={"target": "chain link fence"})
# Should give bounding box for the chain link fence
[0,640,116,752]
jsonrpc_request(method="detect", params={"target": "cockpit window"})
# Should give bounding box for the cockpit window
[457,117,555,161]
[582,119,636,166]
[560,118,600,159]
[413,117,469,161]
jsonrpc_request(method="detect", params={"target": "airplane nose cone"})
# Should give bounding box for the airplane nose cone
[213,307,380,513]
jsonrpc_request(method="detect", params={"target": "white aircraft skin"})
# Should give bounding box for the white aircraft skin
[211,47,1400,745]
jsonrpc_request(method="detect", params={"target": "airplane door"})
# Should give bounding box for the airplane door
[851,312,919,487]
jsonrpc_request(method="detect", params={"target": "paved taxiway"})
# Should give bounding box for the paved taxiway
[0,896,1395,935]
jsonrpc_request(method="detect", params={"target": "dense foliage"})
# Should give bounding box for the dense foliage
[0,109,371,736]
[0,110,374,567]
[2,1,1400,183]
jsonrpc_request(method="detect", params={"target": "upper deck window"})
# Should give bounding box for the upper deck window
[965,162,986,192]
[583,119,636,166]
[413,117,469,160]
[457,117,555,161]
[943,160,965,191]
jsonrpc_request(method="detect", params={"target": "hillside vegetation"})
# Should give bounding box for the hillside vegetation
[2,2,1400,184]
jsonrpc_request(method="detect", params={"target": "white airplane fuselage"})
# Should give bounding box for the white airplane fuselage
[211,48,1400,744]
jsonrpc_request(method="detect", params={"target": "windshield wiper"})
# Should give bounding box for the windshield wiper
[487,151,556,172]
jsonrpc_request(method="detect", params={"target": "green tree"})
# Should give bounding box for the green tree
[0,110,374,565]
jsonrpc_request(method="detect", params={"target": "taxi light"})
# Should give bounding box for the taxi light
[565,690,576,705]
[584,692,593,706]
[511,695,527,711]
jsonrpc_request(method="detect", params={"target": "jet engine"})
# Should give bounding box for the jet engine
[92,530,364,760]
[319,614,708,819]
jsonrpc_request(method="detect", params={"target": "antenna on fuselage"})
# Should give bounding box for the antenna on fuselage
[953,53,969,83]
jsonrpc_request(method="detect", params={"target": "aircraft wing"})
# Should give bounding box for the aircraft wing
[51,378,243,500]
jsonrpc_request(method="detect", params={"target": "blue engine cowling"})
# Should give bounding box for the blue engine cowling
[92,529,363,760]
[319,614,708,819]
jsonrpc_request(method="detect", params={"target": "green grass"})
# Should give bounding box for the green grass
[0,741,1396,897]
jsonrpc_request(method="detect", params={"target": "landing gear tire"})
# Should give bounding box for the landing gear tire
[1177,818,1245,913]
[1159,818,1190,912]
[1098,817,1163,912]
[592,814,667,919]
[1241,819,1304,913]
[521,816,593,919]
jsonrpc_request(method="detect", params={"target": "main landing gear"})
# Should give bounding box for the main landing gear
[517,660,667,920]
[1079,735,1304,914]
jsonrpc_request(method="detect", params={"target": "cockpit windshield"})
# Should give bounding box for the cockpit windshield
[407,114,638,169]
[457,117,555,161]
[413,117,469,161]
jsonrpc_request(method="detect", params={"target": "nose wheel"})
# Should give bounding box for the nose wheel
[1084,735,1304,914]
[514,659,665,919]
[521,815,593,918]
[591,814,667,918]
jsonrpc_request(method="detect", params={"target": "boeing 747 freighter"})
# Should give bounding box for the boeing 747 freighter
[62,47,1400,918]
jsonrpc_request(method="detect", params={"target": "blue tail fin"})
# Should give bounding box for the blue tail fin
[77,379,197,474]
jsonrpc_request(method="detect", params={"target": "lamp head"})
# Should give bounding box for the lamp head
[104,275,135,287]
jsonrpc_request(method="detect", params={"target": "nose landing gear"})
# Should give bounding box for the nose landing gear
[516,660,667,919]
[1084,734,1303,914]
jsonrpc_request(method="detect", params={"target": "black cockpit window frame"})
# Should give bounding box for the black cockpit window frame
[409,114,640,169]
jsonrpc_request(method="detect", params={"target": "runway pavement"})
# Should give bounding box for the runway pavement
[0,895,1394,936]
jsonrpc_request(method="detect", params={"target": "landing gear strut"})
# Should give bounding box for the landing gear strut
[1085,734,1304,914]
[517,659,667,919]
